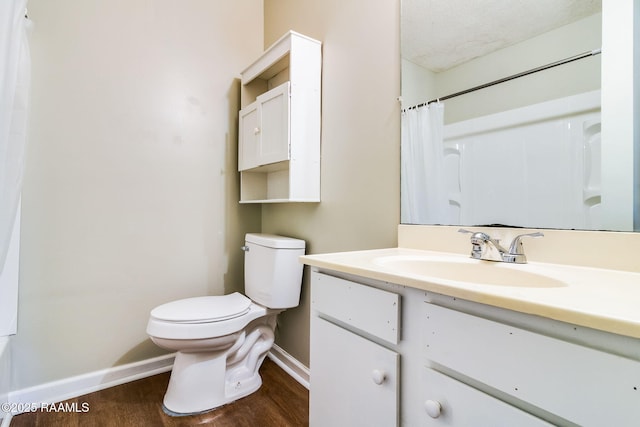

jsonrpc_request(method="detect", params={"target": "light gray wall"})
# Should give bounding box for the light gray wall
[263,0,401,366]
[15,0,263,390]
[401,58,436,109]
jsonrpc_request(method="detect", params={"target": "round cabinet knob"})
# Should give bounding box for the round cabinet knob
[253,127,261,134]
[371,369,386,385]
[424,400,442,419]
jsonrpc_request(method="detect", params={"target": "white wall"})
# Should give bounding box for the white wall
[401,58,435,109]
[601,0,639,231]
[14,0,263,391]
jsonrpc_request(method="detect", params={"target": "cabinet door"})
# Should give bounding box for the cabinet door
[424,303,640,426]
[423,368,553,426]
[310,317,399,427]
[238,101,259,171]
[258,81,290,165]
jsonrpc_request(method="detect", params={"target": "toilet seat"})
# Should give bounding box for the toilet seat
[147,293,269,340]
[150,292,251,324]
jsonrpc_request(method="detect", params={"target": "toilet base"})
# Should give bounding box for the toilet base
[161,316,277,415]
[161,373,262,417]
[162,374,263,417]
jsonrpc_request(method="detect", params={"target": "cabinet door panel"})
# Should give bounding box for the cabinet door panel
[310,317,398,427]
[423,368,553,426]
[258,82,290,165]
[424,303,640,426]
[238,102,259,171]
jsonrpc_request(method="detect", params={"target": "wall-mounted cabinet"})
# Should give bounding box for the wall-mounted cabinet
[238,31,321,203]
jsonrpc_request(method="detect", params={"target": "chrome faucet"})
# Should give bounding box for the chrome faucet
[458,229,544,264]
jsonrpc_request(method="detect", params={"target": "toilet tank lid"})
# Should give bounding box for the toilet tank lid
[245,233,306,249]
[150,293,251,323]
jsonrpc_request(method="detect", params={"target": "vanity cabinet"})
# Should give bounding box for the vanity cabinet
[307,267,640,427]
[238,31,321,203]
[310,272,400,427]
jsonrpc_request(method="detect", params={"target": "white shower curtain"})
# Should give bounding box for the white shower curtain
[401,102,449,224]
[0,0,30,276]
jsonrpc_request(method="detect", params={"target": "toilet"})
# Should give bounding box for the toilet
[146,233,305,415]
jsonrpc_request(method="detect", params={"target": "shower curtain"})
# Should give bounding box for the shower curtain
[401,102,449,224]
[1,0,30,338]
[0,0,30,276]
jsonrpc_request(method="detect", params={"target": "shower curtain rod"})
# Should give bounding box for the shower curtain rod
[404,48,602,111]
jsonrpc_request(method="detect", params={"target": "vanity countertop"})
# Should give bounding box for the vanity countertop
[301,247,640,339]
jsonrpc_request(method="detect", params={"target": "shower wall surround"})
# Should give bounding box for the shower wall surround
[441,90,601,229]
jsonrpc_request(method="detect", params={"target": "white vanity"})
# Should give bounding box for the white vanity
[302,226,640,427]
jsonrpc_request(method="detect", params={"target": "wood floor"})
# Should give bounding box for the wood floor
[11,358,309,427]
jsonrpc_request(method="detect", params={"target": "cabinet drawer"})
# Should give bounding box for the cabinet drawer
[312,272,400,344]
[424,303,640,426]
[423,368,552,426]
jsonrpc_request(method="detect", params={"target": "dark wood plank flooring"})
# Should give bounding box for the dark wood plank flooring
[11,358,308,427]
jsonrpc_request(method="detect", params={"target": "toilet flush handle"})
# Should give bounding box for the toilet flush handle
[241,245,250,252]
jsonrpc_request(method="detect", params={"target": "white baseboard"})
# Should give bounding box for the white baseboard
[6,345,305,417]
[9,353,175,413]
[267,344,310,389]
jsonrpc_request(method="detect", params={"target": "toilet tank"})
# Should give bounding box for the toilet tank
[244,233,306,309]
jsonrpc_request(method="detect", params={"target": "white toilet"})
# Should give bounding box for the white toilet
[146,233,305,415]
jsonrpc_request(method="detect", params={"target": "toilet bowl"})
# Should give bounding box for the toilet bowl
[146,234,305,415]
[147,294,277,415]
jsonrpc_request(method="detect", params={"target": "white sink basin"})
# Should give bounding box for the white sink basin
[373,255,567,288]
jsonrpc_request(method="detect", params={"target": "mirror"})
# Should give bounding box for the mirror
[400,0,638,232]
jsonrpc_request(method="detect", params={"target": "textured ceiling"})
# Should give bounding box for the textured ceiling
[402,0,602,72]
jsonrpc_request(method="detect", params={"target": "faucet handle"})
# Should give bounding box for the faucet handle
[458,228,491,243]
[458,228,489,259]
[508,232,544,255]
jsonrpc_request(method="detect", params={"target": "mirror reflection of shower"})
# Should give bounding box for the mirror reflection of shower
[402,91,601,230]
[400,1,640,231]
